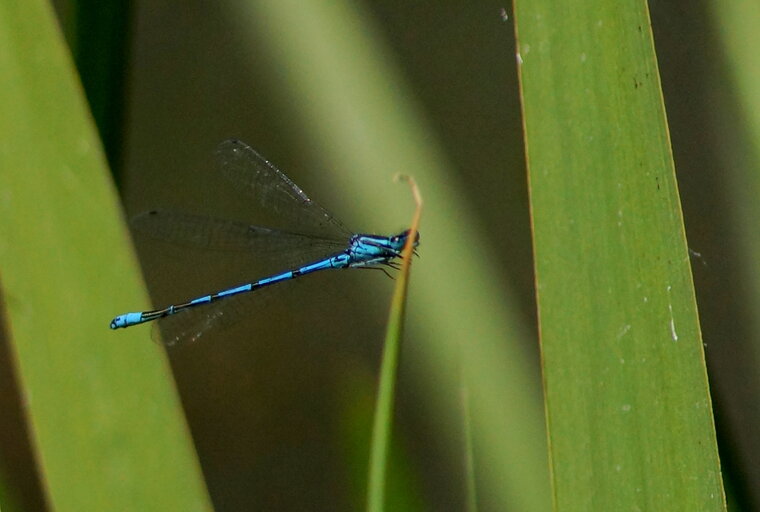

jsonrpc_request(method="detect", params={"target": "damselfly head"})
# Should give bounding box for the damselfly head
[390,229,420,250]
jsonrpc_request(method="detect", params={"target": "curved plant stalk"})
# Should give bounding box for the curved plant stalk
[366,176,422,512]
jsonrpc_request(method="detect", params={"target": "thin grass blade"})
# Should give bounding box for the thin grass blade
[366,176,422,512]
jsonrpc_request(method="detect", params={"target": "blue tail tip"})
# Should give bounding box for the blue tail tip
[110,312,142,330]
[110,316,124,330]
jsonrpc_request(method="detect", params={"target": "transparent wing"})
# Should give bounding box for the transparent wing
[131,209,348,270]
[216,139,352,239]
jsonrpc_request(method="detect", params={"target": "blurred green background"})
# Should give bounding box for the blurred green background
[0,0,757,510]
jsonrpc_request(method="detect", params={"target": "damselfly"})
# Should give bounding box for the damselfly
[110,139,419,345]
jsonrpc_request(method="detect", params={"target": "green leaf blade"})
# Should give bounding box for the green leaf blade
[0,1,212,510]
[514,1,726,509]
